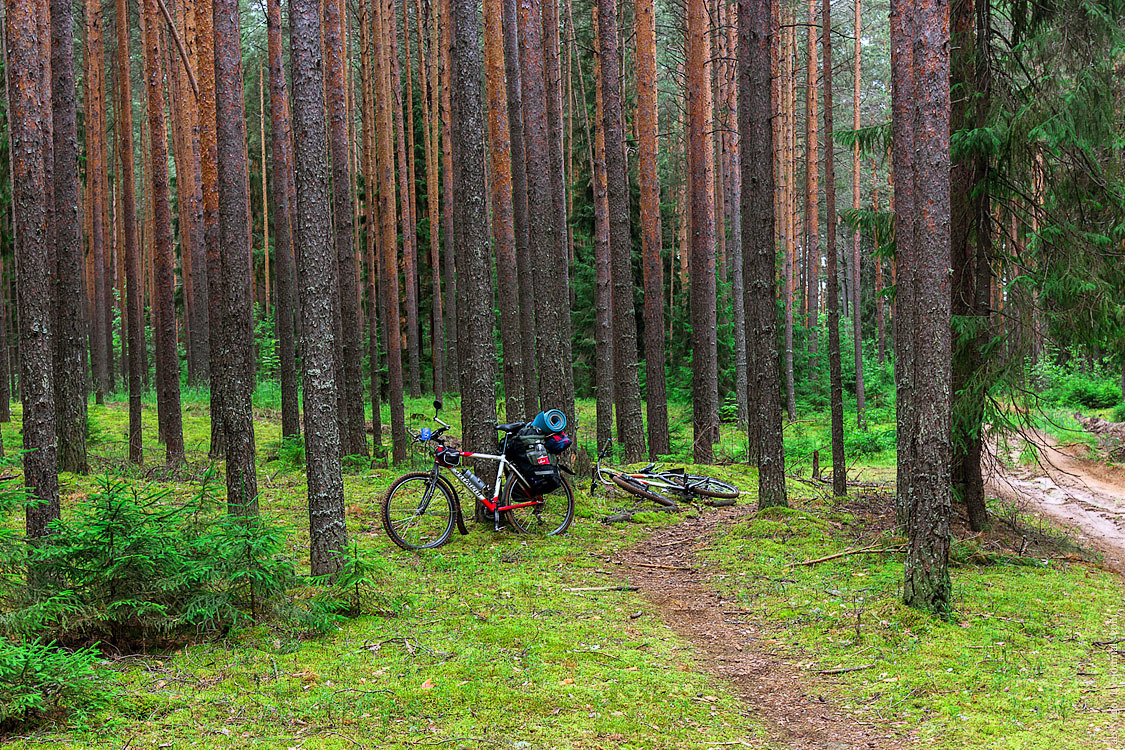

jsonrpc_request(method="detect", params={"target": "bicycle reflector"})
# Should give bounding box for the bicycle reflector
[420,427,432,441]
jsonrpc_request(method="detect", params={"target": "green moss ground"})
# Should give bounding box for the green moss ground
[2,395,1123,749]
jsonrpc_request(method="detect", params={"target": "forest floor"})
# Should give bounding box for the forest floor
[4,396,1125,749]
[987,430,1125,574]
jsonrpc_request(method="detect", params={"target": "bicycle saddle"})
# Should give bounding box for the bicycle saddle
[640,462,657,473]
[495,422,526,433]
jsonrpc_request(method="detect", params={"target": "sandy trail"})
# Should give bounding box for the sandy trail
[985,432,1125,574]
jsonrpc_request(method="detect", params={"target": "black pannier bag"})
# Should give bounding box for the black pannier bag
[506,428,562,497]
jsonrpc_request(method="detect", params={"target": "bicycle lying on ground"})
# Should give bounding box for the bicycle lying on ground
[591,438,740,508]
[380,401,575,550]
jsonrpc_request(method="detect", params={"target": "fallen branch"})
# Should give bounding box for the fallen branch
[817,663,876,675]
[799,544,905,566]
[704,498,737,508]
[562,585,638,592]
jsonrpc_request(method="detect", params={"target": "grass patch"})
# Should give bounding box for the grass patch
[699,489,1125,750]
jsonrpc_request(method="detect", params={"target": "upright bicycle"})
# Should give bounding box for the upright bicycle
[591,438,740,507]
[380,401,575,550]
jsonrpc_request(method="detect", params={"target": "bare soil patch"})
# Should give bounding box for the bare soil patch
[987,432,1125,574]
[619,506,910,750]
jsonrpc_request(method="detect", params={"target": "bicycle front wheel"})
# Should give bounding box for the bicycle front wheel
[679,474,740,499]
[381,472,456,550]
[503,476,575,535]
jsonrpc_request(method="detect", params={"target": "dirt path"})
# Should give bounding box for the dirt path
[986,432,1125,574]
[619,507,907,750]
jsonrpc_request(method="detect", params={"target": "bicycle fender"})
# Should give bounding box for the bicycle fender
[437,474,470,536]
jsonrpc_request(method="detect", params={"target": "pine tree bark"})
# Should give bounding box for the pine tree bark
[289,0,348,574]
[804,0,820,378]
[782,20,797,420]
[873,161,886,364]
[521,0,576,422]
[142,0,185,464]
[324,0,366,458]
[591,1,613,450]
[889,0,916,530]
[483,0,525,419]
[213,0,259,513]
[740,0,787,508]
[7,0,60,534]
[450,0,499,494]
[635,0,669,458]
[197,0,225,458]
[415,0,445,399]
[115,0,144,464]
[439,0,458,382]
[52,0,88,475]
[265,0,301,439]
[850,0,866,430]
[85,0,109,406]
[595,0,644,460]
[822,0,846,497]
[183,0,211,386]
[686,0,718,463]
[504,0,538,414]
[377,0,408,463]
[359,0,383,445]
[390,0,421,402]
[902,0,952,614]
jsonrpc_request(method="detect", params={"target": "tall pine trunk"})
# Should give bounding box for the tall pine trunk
[822,0,846,497]
[686,0,718,463]
[483,0,526,419]
[7,0,60,535]
[740,0,787,508]
[214,0,260,513]
[889,0,916,530]
[142,0,185,464]
[198,0,226,459]
[289,0,348,574]
[450,0,499,511]
[266,0,301,439]
[804,0,820,378]
[504,0,538,415]
[85,0,109,406]
[591,1,613,450]
[851,0,866,429]
[521,0,575,422]
[377,0,408,463]
[596,0,644,460]
[325,0,367,458]
[52,0,88,474]
[635,0,669,458]
[902,0,952,615]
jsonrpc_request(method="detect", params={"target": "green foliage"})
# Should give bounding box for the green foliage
[1032,352,1122,410]
[0,641,112,735]
[277,435,306,469]
[1113,402,1125,422]
[310,542,396,618]
[2,473,296,648]
[254,305,280,381]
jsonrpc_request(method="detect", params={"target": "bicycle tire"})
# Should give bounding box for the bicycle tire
[679,474,740,499]
[381,472,457,550]
[503,475,575,535]
[610,473,679,508]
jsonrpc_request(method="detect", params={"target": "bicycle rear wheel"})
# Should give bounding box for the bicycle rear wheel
[503,476,575,535]
[381,472,457,550]
[679,474,740,499]
[610,473,678,508]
